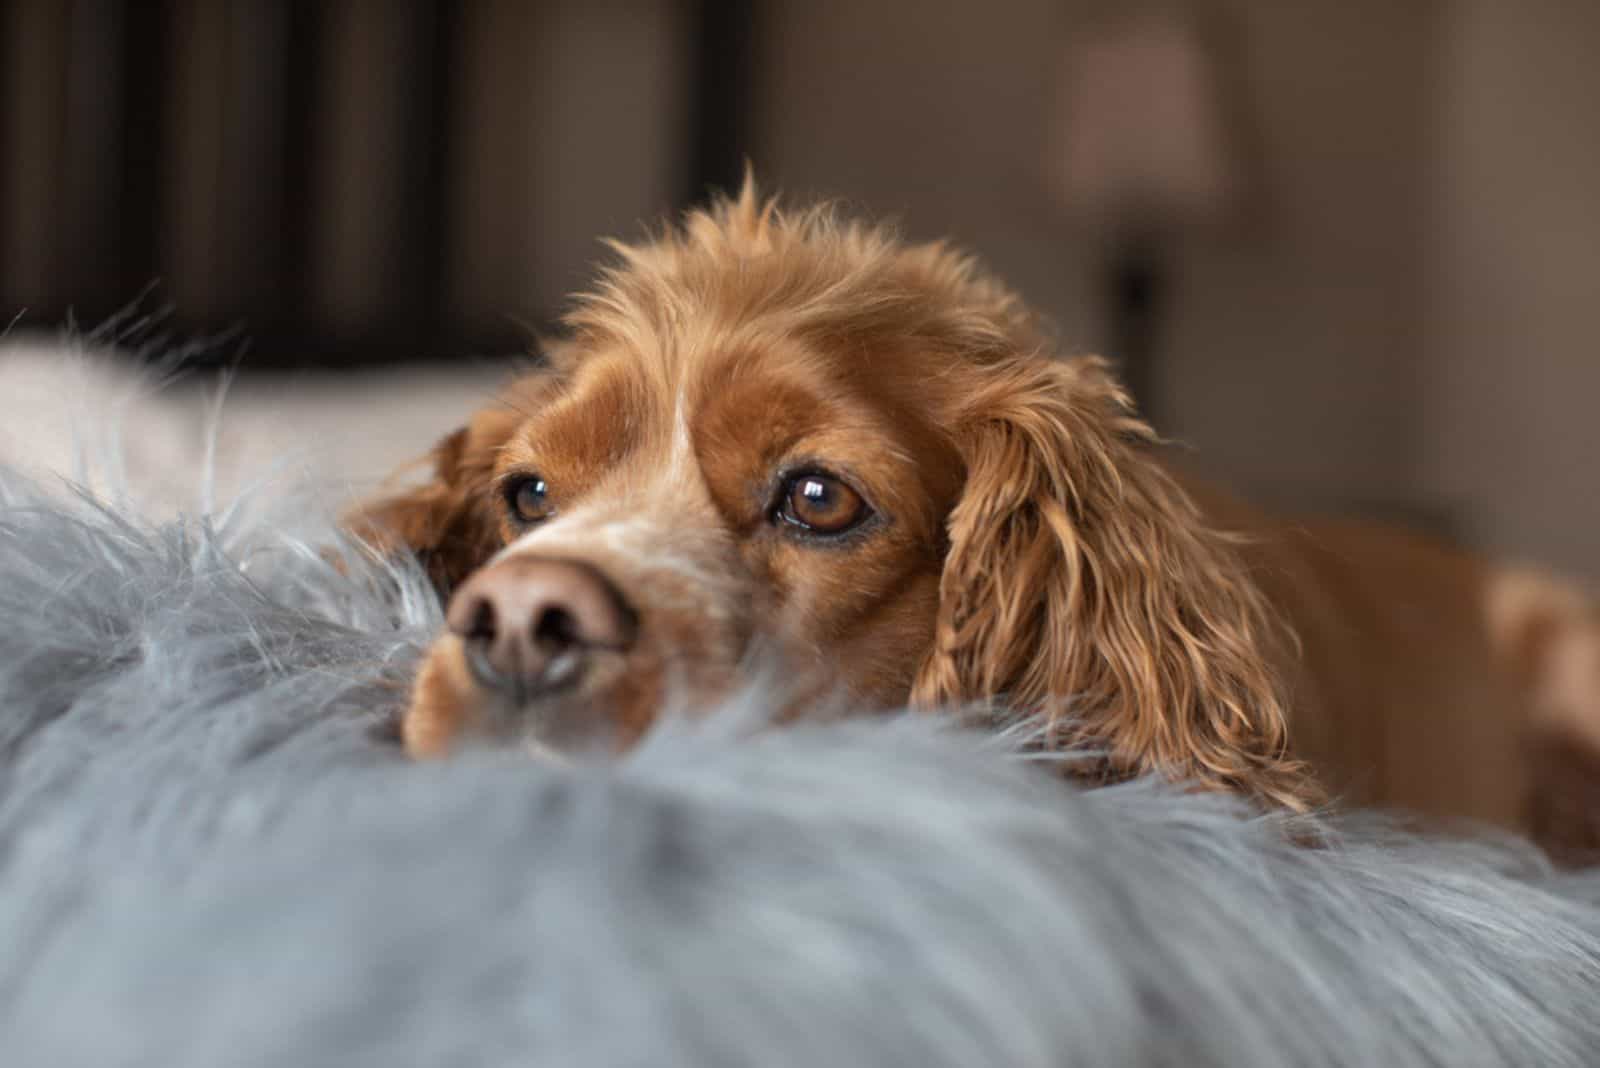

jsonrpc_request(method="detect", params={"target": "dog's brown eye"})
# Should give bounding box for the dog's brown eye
[503,474,553,525]
[777,472,870,535]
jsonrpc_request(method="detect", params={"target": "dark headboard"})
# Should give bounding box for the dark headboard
[0,0,757,368]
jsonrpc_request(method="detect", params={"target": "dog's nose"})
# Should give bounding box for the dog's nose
[445,557,637,695]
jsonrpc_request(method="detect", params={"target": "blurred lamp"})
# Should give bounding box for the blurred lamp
[1051,6,1241,426]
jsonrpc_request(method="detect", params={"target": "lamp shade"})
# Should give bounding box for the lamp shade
[1051,8,1238,235]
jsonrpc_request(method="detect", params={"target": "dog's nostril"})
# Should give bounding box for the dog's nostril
[532,604,581,651]
[464,596,497,643]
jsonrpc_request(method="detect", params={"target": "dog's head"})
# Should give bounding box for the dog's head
[351,185,1311,807]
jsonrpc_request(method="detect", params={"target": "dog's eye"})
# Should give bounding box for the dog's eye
[503,474,553,525]
[776,472,870,536]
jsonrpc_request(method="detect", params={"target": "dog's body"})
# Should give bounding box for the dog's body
[1187,479,1599,837]
[351,186,1600,847]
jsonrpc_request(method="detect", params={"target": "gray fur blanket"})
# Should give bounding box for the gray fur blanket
[2,464,1600,1067]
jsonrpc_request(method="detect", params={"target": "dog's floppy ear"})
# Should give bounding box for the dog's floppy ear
[344,412,514,596]
[912,355,1317,809]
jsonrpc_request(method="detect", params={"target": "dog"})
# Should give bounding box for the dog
[349,184,1600,848]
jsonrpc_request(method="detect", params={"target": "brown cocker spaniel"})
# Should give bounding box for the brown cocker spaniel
[350,185,1600,849]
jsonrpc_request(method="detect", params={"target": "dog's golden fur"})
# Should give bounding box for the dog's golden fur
[350,184,1600,842]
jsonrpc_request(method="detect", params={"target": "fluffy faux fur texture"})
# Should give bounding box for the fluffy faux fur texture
[3,450,1600,1066]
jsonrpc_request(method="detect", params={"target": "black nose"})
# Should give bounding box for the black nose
[445,556,637,696]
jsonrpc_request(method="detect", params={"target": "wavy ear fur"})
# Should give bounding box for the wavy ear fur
[343,411,515,596]
[913,356,1318,809]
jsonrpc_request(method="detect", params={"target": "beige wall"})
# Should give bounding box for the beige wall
[1423,0,1600,581]
[761,0,1099,348]
[1164,1,1435,507]
[760,0,1438,511]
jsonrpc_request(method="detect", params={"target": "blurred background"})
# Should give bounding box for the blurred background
[1,0,1598,580]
